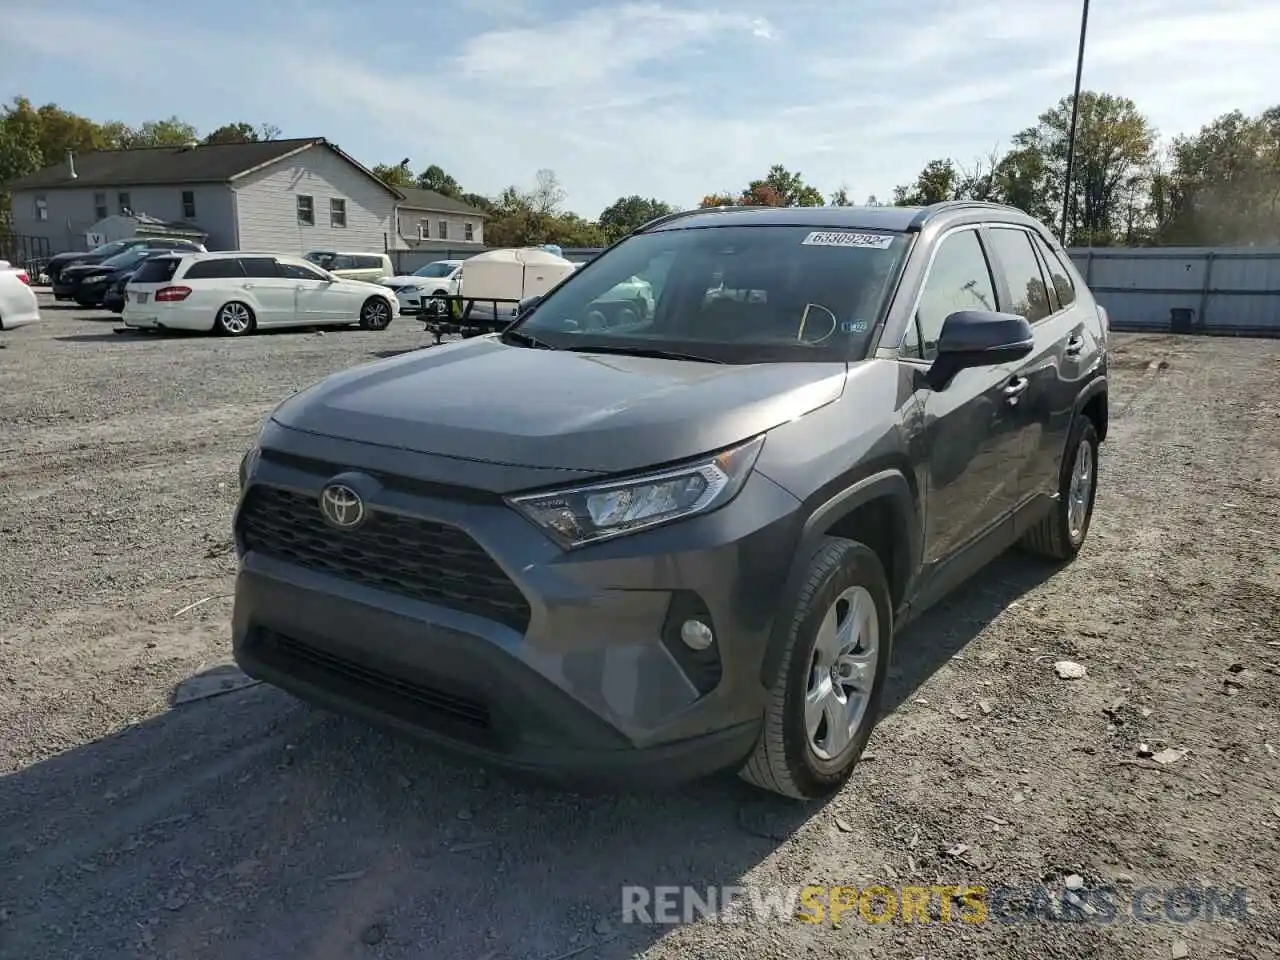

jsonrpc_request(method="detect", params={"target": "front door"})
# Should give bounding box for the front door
[902,227,1024,573]
[278,260,339,323]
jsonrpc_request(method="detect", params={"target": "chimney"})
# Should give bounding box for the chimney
[66,150,78,179]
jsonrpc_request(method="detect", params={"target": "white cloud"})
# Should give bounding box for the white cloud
[1,0,1278,216]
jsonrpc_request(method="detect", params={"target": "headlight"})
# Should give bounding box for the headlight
[507,436,764,549]
[238,445,261,489]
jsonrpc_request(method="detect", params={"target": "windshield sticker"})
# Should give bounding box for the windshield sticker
[801,231,895,249]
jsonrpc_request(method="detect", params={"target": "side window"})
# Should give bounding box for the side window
[184,258,245,280]
[330,254,357,270]
[279,261,328,281]
[914,229,997,361]
[1032,234,1076,308]
[238,257,279,278]
[355,255,383,270]
[987,228,1051,323]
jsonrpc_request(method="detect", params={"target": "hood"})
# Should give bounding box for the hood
[270,337,847,474]
[385,274,447,288]
[62,263,112,279]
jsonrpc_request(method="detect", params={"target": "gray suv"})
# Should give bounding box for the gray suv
[232,201,1108,800]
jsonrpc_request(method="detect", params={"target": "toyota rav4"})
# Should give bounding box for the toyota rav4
[232,201,1108,800]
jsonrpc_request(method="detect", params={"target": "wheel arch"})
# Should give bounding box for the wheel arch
[760,465,921,690]
[1075,375,1108,443]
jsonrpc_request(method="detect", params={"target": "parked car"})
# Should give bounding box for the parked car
[231,201,1108,800]
[303,251,394,283]
[122,251,398,335]
[0,260,40,333]
[59,245,181,307]
[102,253,172,314]
[382,260,464,315]
[46,237,207,293]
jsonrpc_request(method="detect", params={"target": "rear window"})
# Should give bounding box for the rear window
[132,257,180,284]
[184,258,245,280]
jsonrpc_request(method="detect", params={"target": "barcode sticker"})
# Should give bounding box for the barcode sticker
[801,231,895,249]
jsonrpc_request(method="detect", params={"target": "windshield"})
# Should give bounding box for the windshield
[413,261,457,278]
[510,225,911,363]
[90,241,129,257]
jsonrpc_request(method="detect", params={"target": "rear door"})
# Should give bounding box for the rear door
[982,226,1088,527]
[236,257,295,326]
[901,226,1024,571]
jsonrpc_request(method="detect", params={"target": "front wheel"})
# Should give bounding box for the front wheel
[1020,416,1099,561]
[739,537,892,800]
[360,296,393,331]
[214,301,256,336]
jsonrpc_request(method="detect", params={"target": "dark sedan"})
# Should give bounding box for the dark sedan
[57,247,179,307]
[47,238,206,294]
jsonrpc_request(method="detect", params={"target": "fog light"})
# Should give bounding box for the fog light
[680,619,714,651]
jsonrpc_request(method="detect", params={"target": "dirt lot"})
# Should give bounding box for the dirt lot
[1,298,1278,960]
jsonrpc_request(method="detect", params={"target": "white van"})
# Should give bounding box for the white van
[303,251,393,283]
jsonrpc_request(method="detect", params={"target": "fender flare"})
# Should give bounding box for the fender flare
[759,469,921,689]
[1072,375,1108,442]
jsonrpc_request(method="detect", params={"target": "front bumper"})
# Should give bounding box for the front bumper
[231,430,803,787]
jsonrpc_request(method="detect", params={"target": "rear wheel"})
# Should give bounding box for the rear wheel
[1020,416,1099,561]
[739,537,892,800]
[214,301,255,336]
[360,296,393,331]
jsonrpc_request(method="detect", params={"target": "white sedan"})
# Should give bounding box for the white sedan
[121,252,398,335]
[381,259,464,314]
[0,260,40,334]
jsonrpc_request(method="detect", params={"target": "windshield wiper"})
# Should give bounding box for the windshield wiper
[562,344,725,363]
[501,329,556,349]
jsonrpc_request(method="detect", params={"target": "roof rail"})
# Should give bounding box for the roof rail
[633,206,729,234]
[907,199,1021,229]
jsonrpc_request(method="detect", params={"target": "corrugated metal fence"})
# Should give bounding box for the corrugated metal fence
[1067,246,1280,337]
[394,243,1280,337]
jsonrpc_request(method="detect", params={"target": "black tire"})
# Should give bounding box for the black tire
[213,301,256,337]
[359,296,393,331]
[739,537,893,800]
[1020,416,1099,561]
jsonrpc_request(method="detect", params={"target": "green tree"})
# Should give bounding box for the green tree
[893,158,959,206]
[597,195,675,242]
[202,122,279,145]
[417,163,463,198]
[1013,91,1157,245]
[105,116,200,149]
[743,164,825,206]
[372,159,415,188]
[829,184,853,206]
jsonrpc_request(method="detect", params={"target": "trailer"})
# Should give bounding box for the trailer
[420,246,575,343]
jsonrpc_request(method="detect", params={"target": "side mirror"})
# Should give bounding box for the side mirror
[926,310,1034,390]
[515,295,542,318]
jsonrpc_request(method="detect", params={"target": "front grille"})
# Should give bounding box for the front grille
[261,628,492,732]
[239,486,531,632]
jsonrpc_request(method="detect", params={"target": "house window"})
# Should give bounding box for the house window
[34,194,48,221]
[297,195,315,226]
[464,221,474,242]
[418,220,429,241]
[438,219,448,240]
[118,191,131,214]
[182,191,196,219]
[330,198,346,228]
[93,192,108,220]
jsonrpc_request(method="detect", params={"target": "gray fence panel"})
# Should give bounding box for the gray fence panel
[1068,246,1280,337]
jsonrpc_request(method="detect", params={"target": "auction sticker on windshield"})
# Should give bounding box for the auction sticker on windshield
[801,231,895,249]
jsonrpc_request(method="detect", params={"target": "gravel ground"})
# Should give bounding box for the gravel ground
[1,297,1279,960]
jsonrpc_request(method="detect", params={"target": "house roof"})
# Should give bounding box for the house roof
[396,186,488,218]
[4,138,403,201]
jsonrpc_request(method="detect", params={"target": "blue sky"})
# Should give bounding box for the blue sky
[2,0,1277,216]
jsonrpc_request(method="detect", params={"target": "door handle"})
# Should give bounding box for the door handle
[242,283,255,289]
[1003,376,1029,402]
[1065,334,1085,356]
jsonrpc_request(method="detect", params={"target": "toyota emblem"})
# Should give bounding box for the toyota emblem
[320,483,365,529]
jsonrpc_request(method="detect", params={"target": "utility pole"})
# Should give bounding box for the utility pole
[1060,0,1091,245]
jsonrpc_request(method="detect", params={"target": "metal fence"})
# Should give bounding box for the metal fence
[1066,246,1280,337]
[0,232,53,277]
